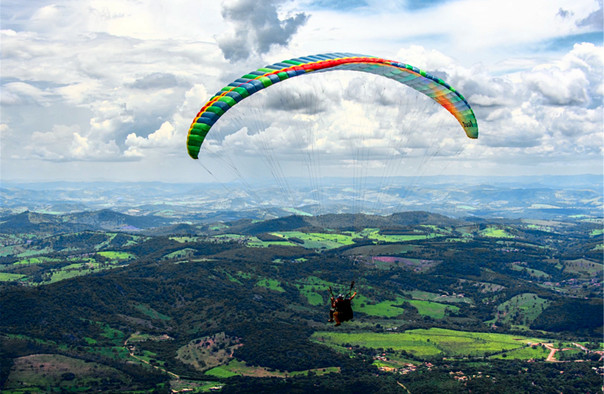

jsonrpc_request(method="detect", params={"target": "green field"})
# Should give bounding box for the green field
[355,295,406,317]
[205,363,240,378]
[2,353,131,391]
[134,304,171,321]
[256,278,285,292]
[312,328,547,359]
[0,249,137,285]
[491,293,550,328]
[97,251,135,260]
[353,294,458,319]
[407,300,460,319]
[270,231,356,249]
[205,359,340,378]
[297,276,334,305]
[563,259,602,276]
[479,226,515,238]
[510,263,551,279]
[0,272,27,281]
[13,256,61,265]
[162,248,197,260]
[264,228,438,250]
[590,228,604,236]
[490,345,550,360]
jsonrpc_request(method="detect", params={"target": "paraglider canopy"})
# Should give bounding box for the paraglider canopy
[187,53,478,160]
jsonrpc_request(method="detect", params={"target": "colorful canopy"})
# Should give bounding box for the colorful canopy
[187,53,478,159]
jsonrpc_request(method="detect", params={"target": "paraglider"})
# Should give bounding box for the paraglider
[186,52,478,160]
[328,282,357,327]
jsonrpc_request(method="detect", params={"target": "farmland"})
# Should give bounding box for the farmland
[1,209,602,393]
[312,328,548,359]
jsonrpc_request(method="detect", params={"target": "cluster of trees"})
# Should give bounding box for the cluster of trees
[531,298,603,335]
[1,212,602,391]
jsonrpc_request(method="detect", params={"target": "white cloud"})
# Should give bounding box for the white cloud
[1,82,52,105]
[124,121,179,157]
[217,0,309,61]
[1,0,602,182]
[526,43,603,105]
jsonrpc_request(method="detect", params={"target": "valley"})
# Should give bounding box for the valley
[1,207,602,392]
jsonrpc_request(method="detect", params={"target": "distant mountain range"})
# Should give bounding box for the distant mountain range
[1,175,602,220]
[0,209,171,234]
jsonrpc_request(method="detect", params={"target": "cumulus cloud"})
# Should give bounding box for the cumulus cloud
[216,0,308,61]
[124,121,179,157]
[1,0,602,181]
[21,124,123,161]
[199,42,603,179]
[576,0,603,28]
[526,43,603,106]
[1,3,223,164]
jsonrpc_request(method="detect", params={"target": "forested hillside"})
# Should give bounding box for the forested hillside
[1,211,602,392]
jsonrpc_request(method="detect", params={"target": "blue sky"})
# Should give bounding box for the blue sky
[1,0,602,183]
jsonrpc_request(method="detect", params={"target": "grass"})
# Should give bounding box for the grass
[270,231,356,249]
[97,251,135,260]
[134,304,171,321]
[510,263,551,279]
[128,333,155,342]
[2,252,136,285]
[297,276,334,305]
[354,295,458,319]
[265,228,439,251]
[256,278,285,292]
[493,293,550,328]
[0,272,27,281]
[299,285,326,306]
[205,365,239,378]
[355,295,406,317]
[590,228,603,236]
[246,234,299,248]
[480,226,515,238]
[162,248,197,260]
[177,332,241,372]
[563,259,602,276]
[407,300,459,319]
[204,359,340,378]
[13,256,61,265]
[370,256,439,272]
[3,353,129,391]
[98,323,125,343]
[312,328,547,359]
[224,271,242,284]
[490,345,550,360]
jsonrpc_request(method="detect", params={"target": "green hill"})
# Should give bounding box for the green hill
[0,211,602,392]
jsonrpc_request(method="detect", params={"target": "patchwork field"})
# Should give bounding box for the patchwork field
[3,354,130,391]
[312,328,548,359]
[205,359,340,378]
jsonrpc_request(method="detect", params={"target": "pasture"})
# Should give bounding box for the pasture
[205,359,340,378]
[312,328,547,359]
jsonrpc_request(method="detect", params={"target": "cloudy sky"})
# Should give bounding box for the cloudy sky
[1,0,602,183]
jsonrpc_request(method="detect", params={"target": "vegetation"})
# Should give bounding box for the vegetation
[0,210,602,392]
